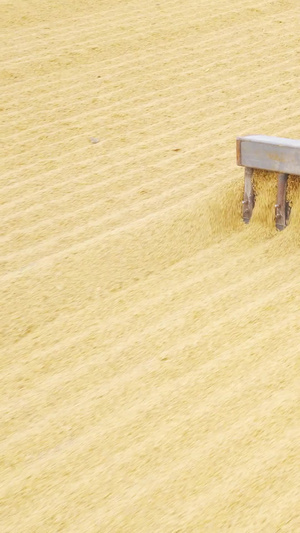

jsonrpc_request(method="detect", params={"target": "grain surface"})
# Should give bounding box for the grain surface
[1,0,300,531]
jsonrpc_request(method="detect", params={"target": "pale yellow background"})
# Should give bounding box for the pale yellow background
[1,0,300,531]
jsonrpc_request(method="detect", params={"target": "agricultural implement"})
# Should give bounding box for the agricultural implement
[236,135,300,230]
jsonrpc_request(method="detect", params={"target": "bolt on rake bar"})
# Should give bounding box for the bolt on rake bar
[236,135,300,230]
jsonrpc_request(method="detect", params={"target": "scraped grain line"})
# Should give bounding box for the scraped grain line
[1,3,292,95]
[1,0,266,67]
[3,41,293,144]
[2,32,297,127]
[1,0,202,42]
[0,162,203,241]
[1,323,298,474]
[1,115,299,278]
[0,178,221,263]
[87,430,299,529]
[1,97,298,247]
[0,133,293,274]
[33,387,300,493]
[2,283,299,451]
[222,489,300,533]
[1,234,291,368]
[0,232,244,359]
[1,255,298,419]
[1,72,298,208]
[1,0,277,54]
[165,434,300,532]
[5,390,298,527]
[2,377,297,504]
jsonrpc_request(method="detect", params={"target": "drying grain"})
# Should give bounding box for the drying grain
[1,0,300,531]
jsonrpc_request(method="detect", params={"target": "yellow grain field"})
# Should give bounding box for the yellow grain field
[1,0,300,531]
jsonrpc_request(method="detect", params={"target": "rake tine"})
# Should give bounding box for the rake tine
[275,173,289,231]
[242,167,254,224]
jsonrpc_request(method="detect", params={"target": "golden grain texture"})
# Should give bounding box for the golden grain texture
[1,0,300,531]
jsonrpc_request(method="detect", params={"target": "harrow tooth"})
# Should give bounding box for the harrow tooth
[275,173,289,231]
[242,167,254,224]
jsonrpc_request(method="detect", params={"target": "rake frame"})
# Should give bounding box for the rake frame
[236,135,300,230]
